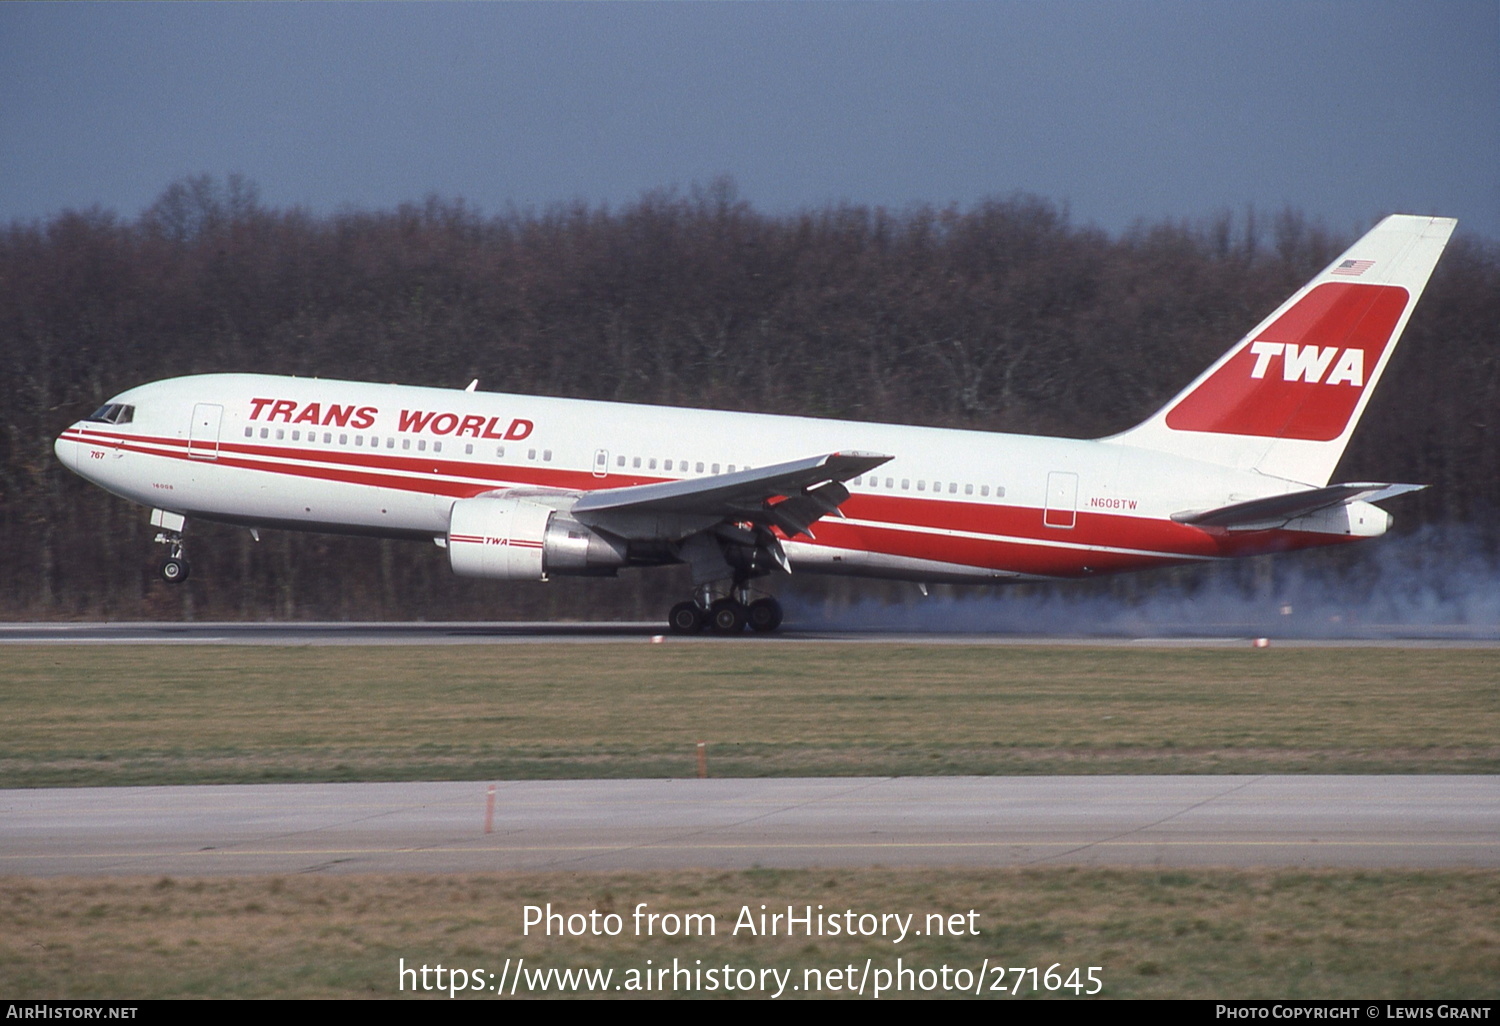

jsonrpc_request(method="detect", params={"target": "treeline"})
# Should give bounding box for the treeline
[1,176,1495,620]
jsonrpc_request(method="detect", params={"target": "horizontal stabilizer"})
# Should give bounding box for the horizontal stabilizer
[1172,482,1425,530]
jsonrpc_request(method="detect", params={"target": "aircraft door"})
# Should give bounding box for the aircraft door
[593,449,609,478]
[1043,471,1078,529]
[188,403,223,460]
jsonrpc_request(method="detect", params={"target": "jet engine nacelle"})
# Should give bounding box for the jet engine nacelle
[448,496,628,580]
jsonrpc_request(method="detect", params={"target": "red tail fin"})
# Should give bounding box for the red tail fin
[1107,215,1455,485]
[1164,282,1409,441]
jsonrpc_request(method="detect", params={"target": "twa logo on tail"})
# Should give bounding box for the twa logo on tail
[1248,342,1364,385]
[1165,282,1409,441]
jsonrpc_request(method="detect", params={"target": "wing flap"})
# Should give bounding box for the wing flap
[765,480,850,539]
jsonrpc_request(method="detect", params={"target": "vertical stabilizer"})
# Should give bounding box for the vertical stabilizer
[1106,214,1456,485]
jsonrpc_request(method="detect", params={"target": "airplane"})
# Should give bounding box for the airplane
[54,214,1456,634]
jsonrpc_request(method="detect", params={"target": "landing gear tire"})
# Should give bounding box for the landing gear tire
[747,596,784,633]
[708,598,747,634]
[160,557,190,584]
[668,601,704,635]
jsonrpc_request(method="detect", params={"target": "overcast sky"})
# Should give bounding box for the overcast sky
[3,1,1496,241]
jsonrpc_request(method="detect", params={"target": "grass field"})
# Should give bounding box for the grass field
[3,642,1497,1000]
[1,644,1495,787]
[3,868,1497,999]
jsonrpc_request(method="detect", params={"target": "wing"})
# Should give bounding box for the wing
[572,450,891,540]
[1172,482,1425,531]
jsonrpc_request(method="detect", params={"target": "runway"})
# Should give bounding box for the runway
[5,625,1493,878]
[2,621,1497,647]
[3,776,1496,876]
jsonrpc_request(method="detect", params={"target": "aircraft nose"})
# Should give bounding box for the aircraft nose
[54,429,78,472]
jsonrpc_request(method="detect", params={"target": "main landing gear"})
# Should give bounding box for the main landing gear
[668,585,783,635]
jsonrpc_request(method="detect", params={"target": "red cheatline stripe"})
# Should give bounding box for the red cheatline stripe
[59,429,1361,572]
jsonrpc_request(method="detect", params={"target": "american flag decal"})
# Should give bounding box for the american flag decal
[1330,259,1375,277]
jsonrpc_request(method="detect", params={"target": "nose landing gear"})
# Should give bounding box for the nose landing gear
[159,553,190,583]
[156,534,191,583]
[151,510,191,584]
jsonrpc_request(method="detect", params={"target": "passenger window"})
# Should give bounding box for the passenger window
[616,455,625,467]
[633,456,642,468]
[917,481,926,492]
[712,464,720,474]
[340,434,348,445]
[434,441,442,453]
[260,428,269,439]
[996,486,1006,498]
[902,479,910,490]
[402,439,410,450]
[292,430,301,441]
[527,448,536,460]
[949,483,957,494]
[244,427,252,438]
[494,445,504,457]
[981,486,990,497]
[465,443,473,455]
[543,450,551,462]
[965,484,973,495]
[648,458,657,470]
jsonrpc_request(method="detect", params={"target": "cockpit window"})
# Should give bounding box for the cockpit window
[85,403,135,425]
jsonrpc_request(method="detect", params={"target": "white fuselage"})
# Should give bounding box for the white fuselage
[54,373,1376,584]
